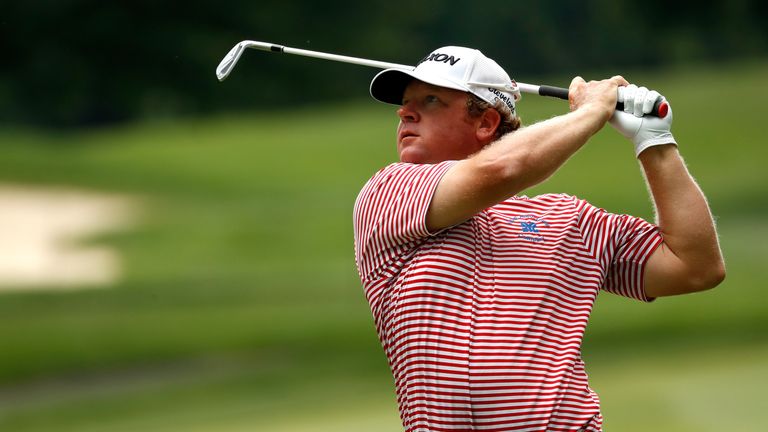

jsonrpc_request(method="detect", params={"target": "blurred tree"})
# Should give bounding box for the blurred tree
[0,0,765,128]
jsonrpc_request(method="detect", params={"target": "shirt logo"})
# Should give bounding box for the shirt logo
[508,214,550,243]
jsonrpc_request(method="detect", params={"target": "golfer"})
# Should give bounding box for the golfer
[353,46,725,432]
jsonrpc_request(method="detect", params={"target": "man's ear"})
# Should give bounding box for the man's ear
[476,108,501,144]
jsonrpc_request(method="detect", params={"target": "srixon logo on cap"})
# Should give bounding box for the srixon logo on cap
[418,52,461,66]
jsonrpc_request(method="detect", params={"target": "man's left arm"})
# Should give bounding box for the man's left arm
[640,145,725,297]
[610,85,725,297]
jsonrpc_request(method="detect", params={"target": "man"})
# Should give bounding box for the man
[353,46,725,432]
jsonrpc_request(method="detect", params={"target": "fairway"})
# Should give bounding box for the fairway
[1,60,766,431]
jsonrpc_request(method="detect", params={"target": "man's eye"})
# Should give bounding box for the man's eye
[425,95,439,104]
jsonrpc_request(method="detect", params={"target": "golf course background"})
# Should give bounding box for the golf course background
[1,59,766,432]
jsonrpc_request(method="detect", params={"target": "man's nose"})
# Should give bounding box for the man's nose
[397,103,419,123]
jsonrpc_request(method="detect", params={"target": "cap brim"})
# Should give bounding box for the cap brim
[370,68,470,105]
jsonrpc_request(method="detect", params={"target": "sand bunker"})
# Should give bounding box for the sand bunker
[0,184,138,291]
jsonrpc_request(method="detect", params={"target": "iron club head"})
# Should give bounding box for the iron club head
[216,41,280,81]
[216,41,249,81]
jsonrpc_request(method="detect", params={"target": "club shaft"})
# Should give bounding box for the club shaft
[267,43,413,71]
[244,41,546,96]
[221,41,668,117]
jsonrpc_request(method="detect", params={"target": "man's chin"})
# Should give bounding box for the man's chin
[398,148,428,164]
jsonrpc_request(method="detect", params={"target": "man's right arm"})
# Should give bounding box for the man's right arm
[426,76,627,232]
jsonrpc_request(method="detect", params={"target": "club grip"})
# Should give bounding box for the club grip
[537,85,669,118]
[616,99,669,118]
[538,85,569,100]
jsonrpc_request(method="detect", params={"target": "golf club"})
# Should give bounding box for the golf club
[216,40,668,118]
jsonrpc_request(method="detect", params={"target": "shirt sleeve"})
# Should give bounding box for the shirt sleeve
[575,198,664,301]
[353,161,456,283]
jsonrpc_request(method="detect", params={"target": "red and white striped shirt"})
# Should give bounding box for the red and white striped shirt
[353,162,663,432]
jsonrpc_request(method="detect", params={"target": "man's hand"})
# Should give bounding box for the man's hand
[568,75,629,124]
[609,85,677,156]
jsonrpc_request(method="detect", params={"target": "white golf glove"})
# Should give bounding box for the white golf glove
[609,84,677,157]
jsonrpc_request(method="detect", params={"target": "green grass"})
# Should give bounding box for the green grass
[1,59,767,431]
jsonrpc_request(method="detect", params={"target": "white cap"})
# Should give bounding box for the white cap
[370,46,521,118]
